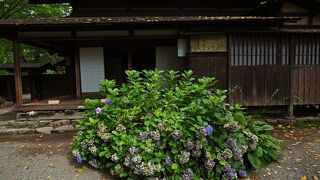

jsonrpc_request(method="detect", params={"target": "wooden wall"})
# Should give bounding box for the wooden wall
[188,52,228,90]
[229,33,320,106]
[188,33,320,107]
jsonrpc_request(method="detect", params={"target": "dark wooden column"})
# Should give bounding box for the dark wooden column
[127,45,133,70]
[288,35,295,118]
[13,39,23,106]
[74,47,82,98]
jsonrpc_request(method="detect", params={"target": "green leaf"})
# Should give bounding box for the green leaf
[248,152,262,170]
[98,151,106,157]
[120,172,128,177]
[255,146,264,157]
[171,149,179,154]
[171,163,179,170]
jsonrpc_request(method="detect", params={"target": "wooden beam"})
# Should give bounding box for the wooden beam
[74,46,82,98]
[13,39,23,106]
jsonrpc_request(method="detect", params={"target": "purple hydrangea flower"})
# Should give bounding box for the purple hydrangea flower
[104,99,112,106]
[205,125,213,135]
[186,141,195,151]
[181,168,194,180]
[172,130,182,140]
[95,107,101,114]
[165,156,173,166]
[227,168,238,179]
[139,132,149,140]
[239,170,247,178]
[76,154,82,164]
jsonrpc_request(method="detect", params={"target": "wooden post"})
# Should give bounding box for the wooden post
[288,35,295,118]
[128,45,133,70]
[74,47,82,98]
[13,39,23,106]
[227,34,231,103]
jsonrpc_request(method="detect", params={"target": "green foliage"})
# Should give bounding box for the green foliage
[71,70,281,179]
[0,0,71,65]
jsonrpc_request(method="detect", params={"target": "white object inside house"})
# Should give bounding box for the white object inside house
[156,46,178,70]
[79,47,105,93]
[178,39,188,57]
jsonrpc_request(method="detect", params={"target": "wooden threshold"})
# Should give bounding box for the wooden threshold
[15,99,85,112]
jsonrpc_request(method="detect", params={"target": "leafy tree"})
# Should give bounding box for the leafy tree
[0,0,71,70]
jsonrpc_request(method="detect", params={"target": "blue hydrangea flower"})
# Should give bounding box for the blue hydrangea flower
[239,170,247,178]
[139,132,149,140]
[205,125,213,135]
[186,141,195,151]
[104,99,112,106]
[95,107,101,114]
[76,154,82,164]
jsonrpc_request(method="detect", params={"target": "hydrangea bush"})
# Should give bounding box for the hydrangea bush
[70,70,280,179]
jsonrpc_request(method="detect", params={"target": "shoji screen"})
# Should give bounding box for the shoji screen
[79,47,105,93]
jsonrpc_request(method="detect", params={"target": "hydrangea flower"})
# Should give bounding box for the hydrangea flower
[95,107,102,114]
[150,130,161,141]
[139,132,149,140]
[111,153,119,162]
[131,155,142,164]
[181,168,194,180]
[111,164,122,175]
[172,130,182,140]
[116,124,126,133]
[186,141,195,151]
[89,146,98,155]
[165,156,173,166]
[205,125,213,135]
[239,170,247,178]
[134,162,155,176]
[100,133,112,142]
[104,99,112,106]
[179,151,190,164]
[76,154,82,164]
[223,121,239,132]
[129,147,139,155]
[157,122,166,131]
[200,125,213,136]
[205,160,215,171]
[226,168,238,179]
[89,159,98,168]
[72,149,80,157]
[221,149,233,160]
[124,156,132,167]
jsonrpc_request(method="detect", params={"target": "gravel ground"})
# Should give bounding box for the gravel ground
[0,125,319,180]
[256,124,320,180]
[0,132,113,180]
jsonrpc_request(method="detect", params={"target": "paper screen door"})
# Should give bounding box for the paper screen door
[79,47,105,93]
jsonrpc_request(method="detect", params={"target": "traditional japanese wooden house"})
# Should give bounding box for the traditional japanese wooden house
[0,0,319,116]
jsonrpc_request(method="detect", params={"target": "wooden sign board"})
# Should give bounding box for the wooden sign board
[48,100,60,105]
[190,35,227,52]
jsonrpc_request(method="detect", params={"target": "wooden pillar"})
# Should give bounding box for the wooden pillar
[128,45,133,70]
[288,35,295,118]
[13,39,23,106]
[128,30,134,70]
[227,34,231,103]
[74,47,81,98]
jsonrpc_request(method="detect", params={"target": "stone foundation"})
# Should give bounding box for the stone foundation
[0,110,83,135]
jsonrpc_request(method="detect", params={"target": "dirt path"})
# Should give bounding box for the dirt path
[0,132,113,180]
[256,124,320,180]
[0,124,319,180]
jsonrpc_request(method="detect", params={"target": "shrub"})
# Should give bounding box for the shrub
[70,70,280,179]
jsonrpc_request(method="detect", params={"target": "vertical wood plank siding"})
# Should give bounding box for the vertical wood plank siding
[229,33,320,106]
[188,52,228,90]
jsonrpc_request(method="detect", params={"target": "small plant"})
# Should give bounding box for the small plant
[70,70,280,179]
